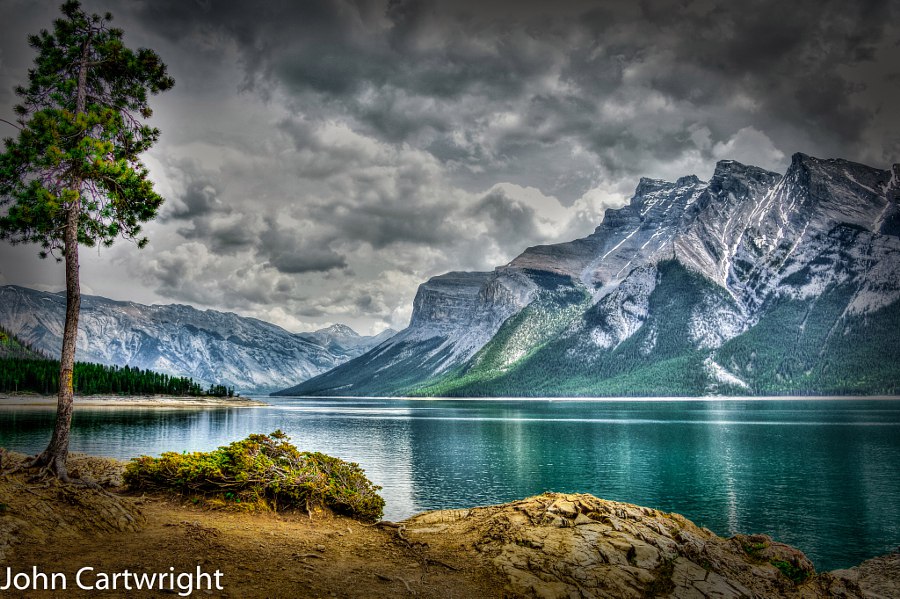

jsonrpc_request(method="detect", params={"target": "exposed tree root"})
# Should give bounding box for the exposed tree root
[13,451,112,495]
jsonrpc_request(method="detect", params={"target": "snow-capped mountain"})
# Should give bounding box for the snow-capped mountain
[296,323,396,360]
[279,153,900,397]
[0,286,393,393]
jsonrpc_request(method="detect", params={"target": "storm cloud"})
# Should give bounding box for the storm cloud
[0,0,897,333]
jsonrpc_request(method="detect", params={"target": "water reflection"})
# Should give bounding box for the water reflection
[1,398,898,571]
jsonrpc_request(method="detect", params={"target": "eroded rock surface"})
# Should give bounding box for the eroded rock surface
[832,551,900,599]
[404,492,893,598]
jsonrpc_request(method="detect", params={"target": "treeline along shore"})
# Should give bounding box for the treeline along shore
[0,357,235,398]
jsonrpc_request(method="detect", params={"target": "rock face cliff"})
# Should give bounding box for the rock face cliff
[280,153,900,397]
[0,286,392,393]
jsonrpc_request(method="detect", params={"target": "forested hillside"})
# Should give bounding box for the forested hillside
[0,328,231,396]
[0,326,46,360]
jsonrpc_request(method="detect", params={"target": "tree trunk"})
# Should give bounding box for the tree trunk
[29,36,90,481]
[30,198,80,481]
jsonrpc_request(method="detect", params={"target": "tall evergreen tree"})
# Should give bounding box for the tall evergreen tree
[0,1,173,481]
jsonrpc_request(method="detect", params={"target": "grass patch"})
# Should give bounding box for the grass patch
[740,539,770,564]
[770,559,810,585]
[123,431,385,522]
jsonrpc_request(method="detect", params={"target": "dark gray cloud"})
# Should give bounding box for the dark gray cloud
[469,189,541,243]
[258,219,348,274]
[153,161,259,254]
[266,250,346,274]
[310,200,461,250]
[196,218,260,255]
[124,0,899,186]
[165,179,226,221]
[1,0,897,333]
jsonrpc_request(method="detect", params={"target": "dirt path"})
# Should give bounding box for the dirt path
[0,451,505,598]
[10,497,508,598]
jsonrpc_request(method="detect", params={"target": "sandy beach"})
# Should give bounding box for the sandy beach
[0,393,267,408]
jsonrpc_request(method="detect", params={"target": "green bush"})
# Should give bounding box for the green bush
[770,559,810,584]
[123,431,384,522]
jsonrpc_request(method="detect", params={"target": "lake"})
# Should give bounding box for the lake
[1,396,898,571]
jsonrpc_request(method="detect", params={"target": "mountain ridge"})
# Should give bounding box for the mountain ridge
[0,285,393,393]
[278,153,900,397]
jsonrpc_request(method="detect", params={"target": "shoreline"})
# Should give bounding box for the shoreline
[1,454,896,598]
[0,452,896,597]
[273,394,900,401]
[0,392,266,408]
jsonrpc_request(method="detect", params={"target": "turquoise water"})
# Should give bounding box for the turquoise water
[1,397,898,571]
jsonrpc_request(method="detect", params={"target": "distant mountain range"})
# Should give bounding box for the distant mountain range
[0,286,394,393]
[279,153,900,397]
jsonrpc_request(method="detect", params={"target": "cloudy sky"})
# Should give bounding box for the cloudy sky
[0,0,898,334]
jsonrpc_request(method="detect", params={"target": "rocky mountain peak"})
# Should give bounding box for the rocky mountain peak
[0,286,389,393]
[633,177,673,197]
[675,174,702,187]
[786,152,889,191]
[633,174,704,201]
[285,152,900,399]
[410,271,493,327]
[708,160,781,198]
[318,323,359,338]
[778,152,894,235]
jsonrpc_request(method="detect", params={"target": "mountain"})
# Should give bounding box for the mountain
[296,324,397,360]
[0,286,393,393]
[278,153,900,397]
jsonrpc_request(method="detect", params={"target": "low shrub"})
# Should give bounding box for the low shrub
[123,431,384,522]
[770,559,810,584]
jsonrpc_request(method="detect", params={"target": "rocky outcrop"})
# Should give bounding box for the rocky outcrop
[2,464,896,598]
[832,551,900,599]
[404,492,891,599]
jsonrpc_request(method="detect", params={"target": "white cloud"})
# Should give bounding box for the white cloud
[712,127,786,172]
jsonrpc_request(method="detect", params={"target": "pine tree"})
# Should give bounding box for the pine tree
[0,1,173,481]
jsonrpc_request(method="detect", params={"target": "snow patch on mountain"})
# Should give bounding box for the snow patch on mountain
[704,356,750,391]
[586,265,656,349]
[689,294,746,349]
